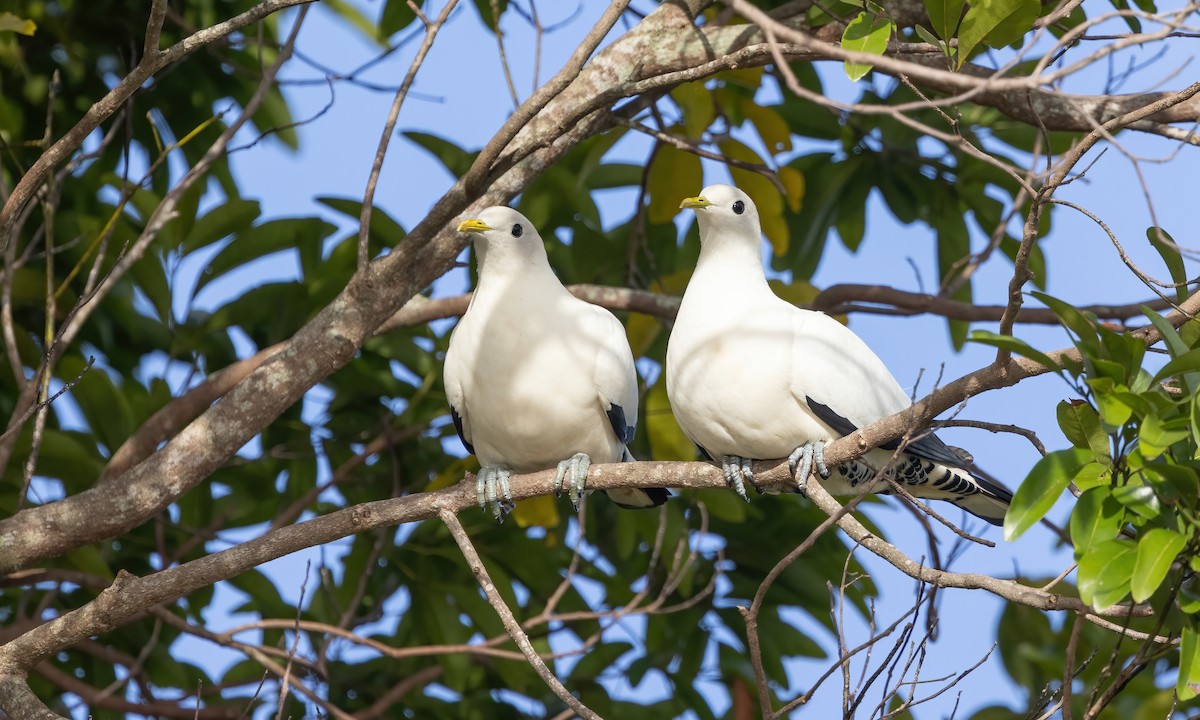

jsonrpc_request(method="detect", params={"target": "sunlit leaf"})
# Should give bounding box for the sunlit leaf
[645,382,696,461]
[1004,448,1092,541]
[741,102,793,154]
[956,0,1039,67]
[1181,628,1200,700]
[1131,528,1186,602]
[647,143,702,225]
[1077,539,1135,609]
[841,12,894,81]
[1069,487,1124,559]
[511,495,561,530]
[0,11,36,35]
[778,166,805,213]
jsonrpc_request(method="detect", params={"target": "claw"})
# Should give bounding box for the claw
[721,455,752,502]
[788,441,830,496]
[477,465,514,522]
[555,452,592,510]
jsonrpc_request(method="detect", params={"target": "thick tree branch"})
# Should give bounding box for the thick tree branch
[720,1,1200,138]
[0,0,711,575]
[8,291,1186,689]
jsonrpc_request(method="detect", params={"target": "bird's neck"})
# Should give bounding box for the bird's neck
[691,234,771,293]
[473,247,565,306]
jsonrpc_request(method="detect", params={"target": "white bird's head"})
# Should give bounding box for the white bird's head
[678,184,762,246]
[456,206,547,272]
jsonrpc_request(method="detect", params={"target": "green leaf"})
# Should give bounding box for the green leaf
[913,24,945,51]
[197,218,336,293]
[181,199,260,253]
[1077,539,1136,609]
[317,197,407,249]
[1142,305,1189,357]
[1147,227,1188,303]
[1139,412,1189,460]
[1131,528,1186,602]
[0,12,36,35]
[130,254,172,322]
[1150,347,1200,388]
[1004,448,1093,541]
[404,131,477,178]
[922,0,964,40]
[645,382,697,461]
[471,0,509,31]
[841,12,894,82]
[1032,291,1098,345]
[1069,487,1124,560]
[324,0,383,44]
[1111,482,1161,520]
[1086,378,1134,427]
[956,0,1039,67]
[1146,308,1200,417]
[671,83,716,138]
[378,0,419,37]
[253,87,298,150]
[1071,461,1110,491]
[968,330,1059,371]
[1180,628,1200,701]
[1056,400,1108,457]
[647,143,702,225]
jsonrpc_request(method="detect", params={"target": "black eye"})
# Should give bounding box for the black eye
[511,223,523,237]
[732,200,745,215]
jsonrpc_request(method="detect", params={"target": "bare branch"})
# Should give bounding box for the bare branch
[439,508,600,720]
[357,0,459,269]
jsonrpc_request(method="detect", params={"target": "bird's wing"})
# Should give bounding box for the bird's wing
[585,302,669,509]
[587,303,639,445]
[791,309,1012,525]
[442,325,474,455]
[790,309,914,431]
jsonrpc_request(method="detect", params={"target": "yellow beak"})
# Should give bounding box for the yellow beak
[457,218,492,233]
[679,196,713,209]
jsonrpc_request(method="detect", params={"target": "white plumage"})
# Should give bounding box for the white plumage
[666,185,1010,525]
[444,206,668,518]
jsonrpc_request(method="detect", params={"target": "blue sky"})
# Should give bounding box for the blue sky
[112,1,1199,717]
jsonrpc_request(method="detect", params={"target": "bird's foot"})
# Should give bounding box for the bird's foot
[787,441,830,496]
[721,455,755,502]
[554,452,592,510]
[476,465,513,522]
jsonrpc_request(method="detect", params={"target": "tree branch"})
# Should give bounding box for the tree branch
[439,509,600,720]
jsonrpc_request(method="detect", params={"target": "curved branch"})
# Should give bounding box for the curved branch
[10,283,1192,685]
[811,284,1173,324]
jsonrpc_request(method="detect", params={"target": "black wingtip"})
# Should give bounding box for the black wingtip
[641,487,671,506]
[606,487,671,509]
[450,407,474,455]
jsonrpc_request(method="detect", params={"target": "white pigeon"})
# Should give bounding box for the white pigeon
[444,206,669,520]
[665,184,1011,525]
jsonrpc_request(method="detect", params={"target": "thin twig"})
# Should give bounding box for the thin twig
[357,0,459,270]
